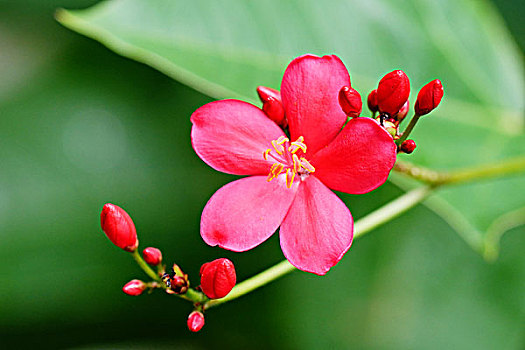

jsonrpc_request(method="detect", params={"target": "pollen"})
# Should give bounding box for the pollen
[263,136,315,188]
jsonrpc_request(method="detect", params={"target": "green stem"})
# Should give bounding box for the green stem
[184,288,208,304]
[204,186,432,310]
[483,206,525,262]
[131,250,208,304]
[442,156,525,185]
[131,249,161,282]
[353,186,433,237]
[205,260,295,309]
[396,113,420,146]
[394,156,525,186]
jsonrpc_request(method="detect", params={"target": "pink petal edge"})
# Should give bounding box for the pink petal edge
[191,99,286,176]
[311,117,397,194]
[280,54,351,156]
[201,175,299,252]
[279,176,353,275]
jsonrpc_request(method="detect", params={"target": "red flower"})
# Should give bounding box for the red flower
[191,55,396,275]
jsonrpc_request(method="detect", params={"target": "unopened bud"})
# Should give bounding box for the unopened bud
[338,86,362,118]
[400,139,417,154]
[100,203,138,252]
[142,247,162,266]
[257,86,286,127]
[187,311,205,332]
[122,279,146,296]
[200,258,236,299]
[377,70,410,116]
[395,100,409,123]
[171,275,189,294]
[415,79,443,116]
[367,89,378,113]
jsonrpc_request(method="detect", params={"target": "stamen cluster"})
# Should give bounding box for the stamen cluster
[263,135,315,188]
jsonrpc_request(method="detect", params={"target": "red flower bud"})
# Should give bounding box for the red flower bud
[377,70,410,116]
[122,279,146,296]
[142,247,162,265]
[338,86,362,118]
[415,79,443,116]
[400,139,417,154]
[367,89,378,113]
[200,258,236,299]
[257,86,286,127]
[187,311,205,332]
[170,275,189,294]
[100,203,138,252]
[395,100,409,123]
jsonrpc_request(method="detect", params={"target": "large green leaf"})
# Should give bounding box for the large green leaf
[56,0,525,257]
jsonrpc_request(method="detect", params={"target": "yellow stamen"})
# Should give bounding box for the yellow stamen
[271,140,284,155]
[292,154,300,173]
[285,168,296,189]
[263,149,271,161]
[276,136,289,145]
[267,163,284,182]
[300,158,316,172]
[290,140,307,154]
[263,135,314,188]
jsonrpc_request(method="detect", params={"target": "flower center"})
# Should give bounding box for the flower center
[263,136,315,188]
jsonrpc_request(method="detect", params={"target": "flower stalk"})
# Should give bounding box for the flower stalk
[131,249,207,303]
[394,156,525,186]
[131,249,161,282]
[396,113,420,146]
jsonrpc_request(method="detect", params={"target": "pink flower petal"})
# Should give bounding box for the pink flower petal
[281,54,350,155]
[201,175,298,252]
[279,176,353,275]
[191,100,286,175]
[311,117,397,194]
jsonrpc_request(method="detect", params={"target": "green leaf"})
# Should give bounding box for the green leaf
[56,0,525,258]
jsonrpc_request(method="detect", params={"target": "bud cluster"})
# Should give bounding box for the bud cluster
[99,203,238,332]
[162,264,190,295]
[361,71,444,154]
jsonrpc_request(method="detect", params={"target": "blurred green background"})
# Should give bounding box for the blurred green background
[1,0,524,349]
